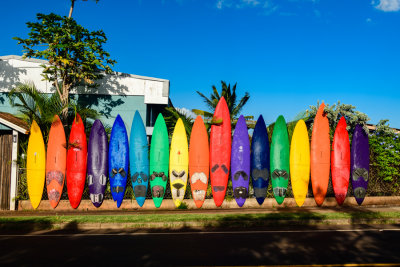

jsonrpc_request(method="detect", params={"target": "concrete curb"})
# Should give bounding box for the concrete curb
[18,196,400,211]
[51,218,400,230]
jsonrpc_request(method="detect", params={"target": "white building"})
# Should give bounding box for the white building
[0,55,170,137]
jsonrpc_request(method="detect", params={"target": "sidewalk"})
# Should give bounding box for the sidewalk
[1,197,399,232]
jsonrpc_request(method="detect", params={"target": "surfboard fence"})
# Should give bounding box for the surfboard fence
[15,167,399,205]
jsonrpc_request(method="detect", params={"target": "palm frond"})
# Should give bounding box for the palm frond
[164,106,194,138]
[192,109,214,118]
[231,91,250,117]
[196,90,215,111]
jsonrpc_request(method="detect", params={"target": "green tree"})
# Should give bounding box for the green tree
[369,120,400,193]
[14,13,116,117]
[306,101,370,137]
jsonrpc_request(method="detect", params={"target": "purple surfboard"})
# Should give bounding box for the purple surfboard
[351,124,369,205]
[231,115,250,207]
[87,120,108,207]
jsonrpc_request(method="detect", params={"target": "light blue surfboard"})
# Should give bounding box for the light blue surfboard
[129,111,149,207]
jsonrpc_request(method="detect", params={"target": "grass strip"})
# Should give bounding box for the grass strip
[1,211,400,225]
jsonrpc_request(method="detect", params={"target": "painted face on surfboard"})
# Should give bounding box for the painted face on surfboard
[352,167,369,203]
[87,173,107,207]
[211,163,229,194]
[46,170,64,208]
[109,168,127,207]
[232,170,249,207]
[251,168,269,202]
[131,171,149,205]
[150,170,168,207]
[271,168,289,203]
[191,172,208,203]
[170,169,187,207]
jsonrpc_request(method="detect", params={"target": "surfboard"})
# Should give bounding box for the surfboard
[45,115,66,209]
[251,115,270,205]
[169,118,189,208]
[311,103,330,206]
[109,114,129,208]
[331,117,350,205]
[27,120,46,209]
[87,119,108,208]
[66,114,87,209]
[231,115,250,207]
[210,96,231,207]
[270,115,290,205]
[149,114,169,208]
[130,111,149,207]
[290,119,310,207]
[189,116,209,208]
[351,124,369,205]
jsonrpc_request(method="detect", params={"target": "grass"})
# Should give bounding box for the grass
[1,211,400,226]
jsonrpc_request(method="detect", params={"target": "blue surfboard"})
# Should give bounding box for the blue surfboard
[129,111,149,207]
[251,115,270,205]
[109,114,129,208]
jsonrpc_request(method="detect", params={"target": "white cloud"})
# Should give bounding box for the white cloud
[374,0,400,12]
[216,0,266,9]
[241,0,261,6]
[366,18,372,22]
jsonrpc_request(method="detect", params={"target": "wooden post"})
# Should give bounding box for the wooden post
[9,130,18,210]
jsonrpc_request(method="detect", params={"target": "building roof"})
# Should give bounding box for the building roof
[0,112,29,134]
[0,55,170,104]
[0,55,48,64]
[0,55,168,82]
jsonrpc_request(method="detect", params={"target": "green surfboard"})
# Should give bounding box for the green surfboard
[270,115,290,204]
[149,114,169,208]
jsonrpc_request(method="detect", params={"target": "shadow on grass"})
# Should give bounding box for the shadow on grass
[0,218,54,234]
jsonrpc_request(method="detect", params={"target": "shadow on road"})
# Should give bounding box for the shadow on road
[0,207,399,266]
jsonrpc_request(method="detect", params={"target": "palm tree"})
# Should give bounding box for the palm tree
[164,106,195,138]
[194,81,253,128]
[164,81,253,137]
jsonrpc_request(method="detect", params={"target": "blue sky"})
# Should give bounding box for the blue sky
[1,0,400,127]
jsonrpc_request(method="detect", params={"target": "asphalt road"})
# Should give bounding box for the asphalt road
[1,225,400,266]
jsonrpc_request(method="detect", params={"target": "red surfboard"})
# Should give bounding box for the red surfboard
[210,97,231,207]
[67,114,87,209]
[331,117,350,205]
[310,103,330,206]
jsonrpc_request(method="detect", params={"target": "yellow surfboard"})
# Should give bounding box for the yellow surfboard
[27,120,46,209]
[290,120,310,207]
[169,118,189,208]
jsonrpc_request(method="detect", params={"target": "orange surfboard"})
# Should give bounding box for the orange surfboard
[189,116,209,208]
[311,103,330,206]
[45,115,66,208]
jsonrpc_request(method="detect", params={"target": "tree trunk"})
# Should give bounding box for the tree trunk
[60,86,69,120]
[69,0,75,18]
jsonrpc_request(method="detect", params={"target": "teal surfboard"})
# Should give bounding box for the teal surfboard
[130,111,149,207]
